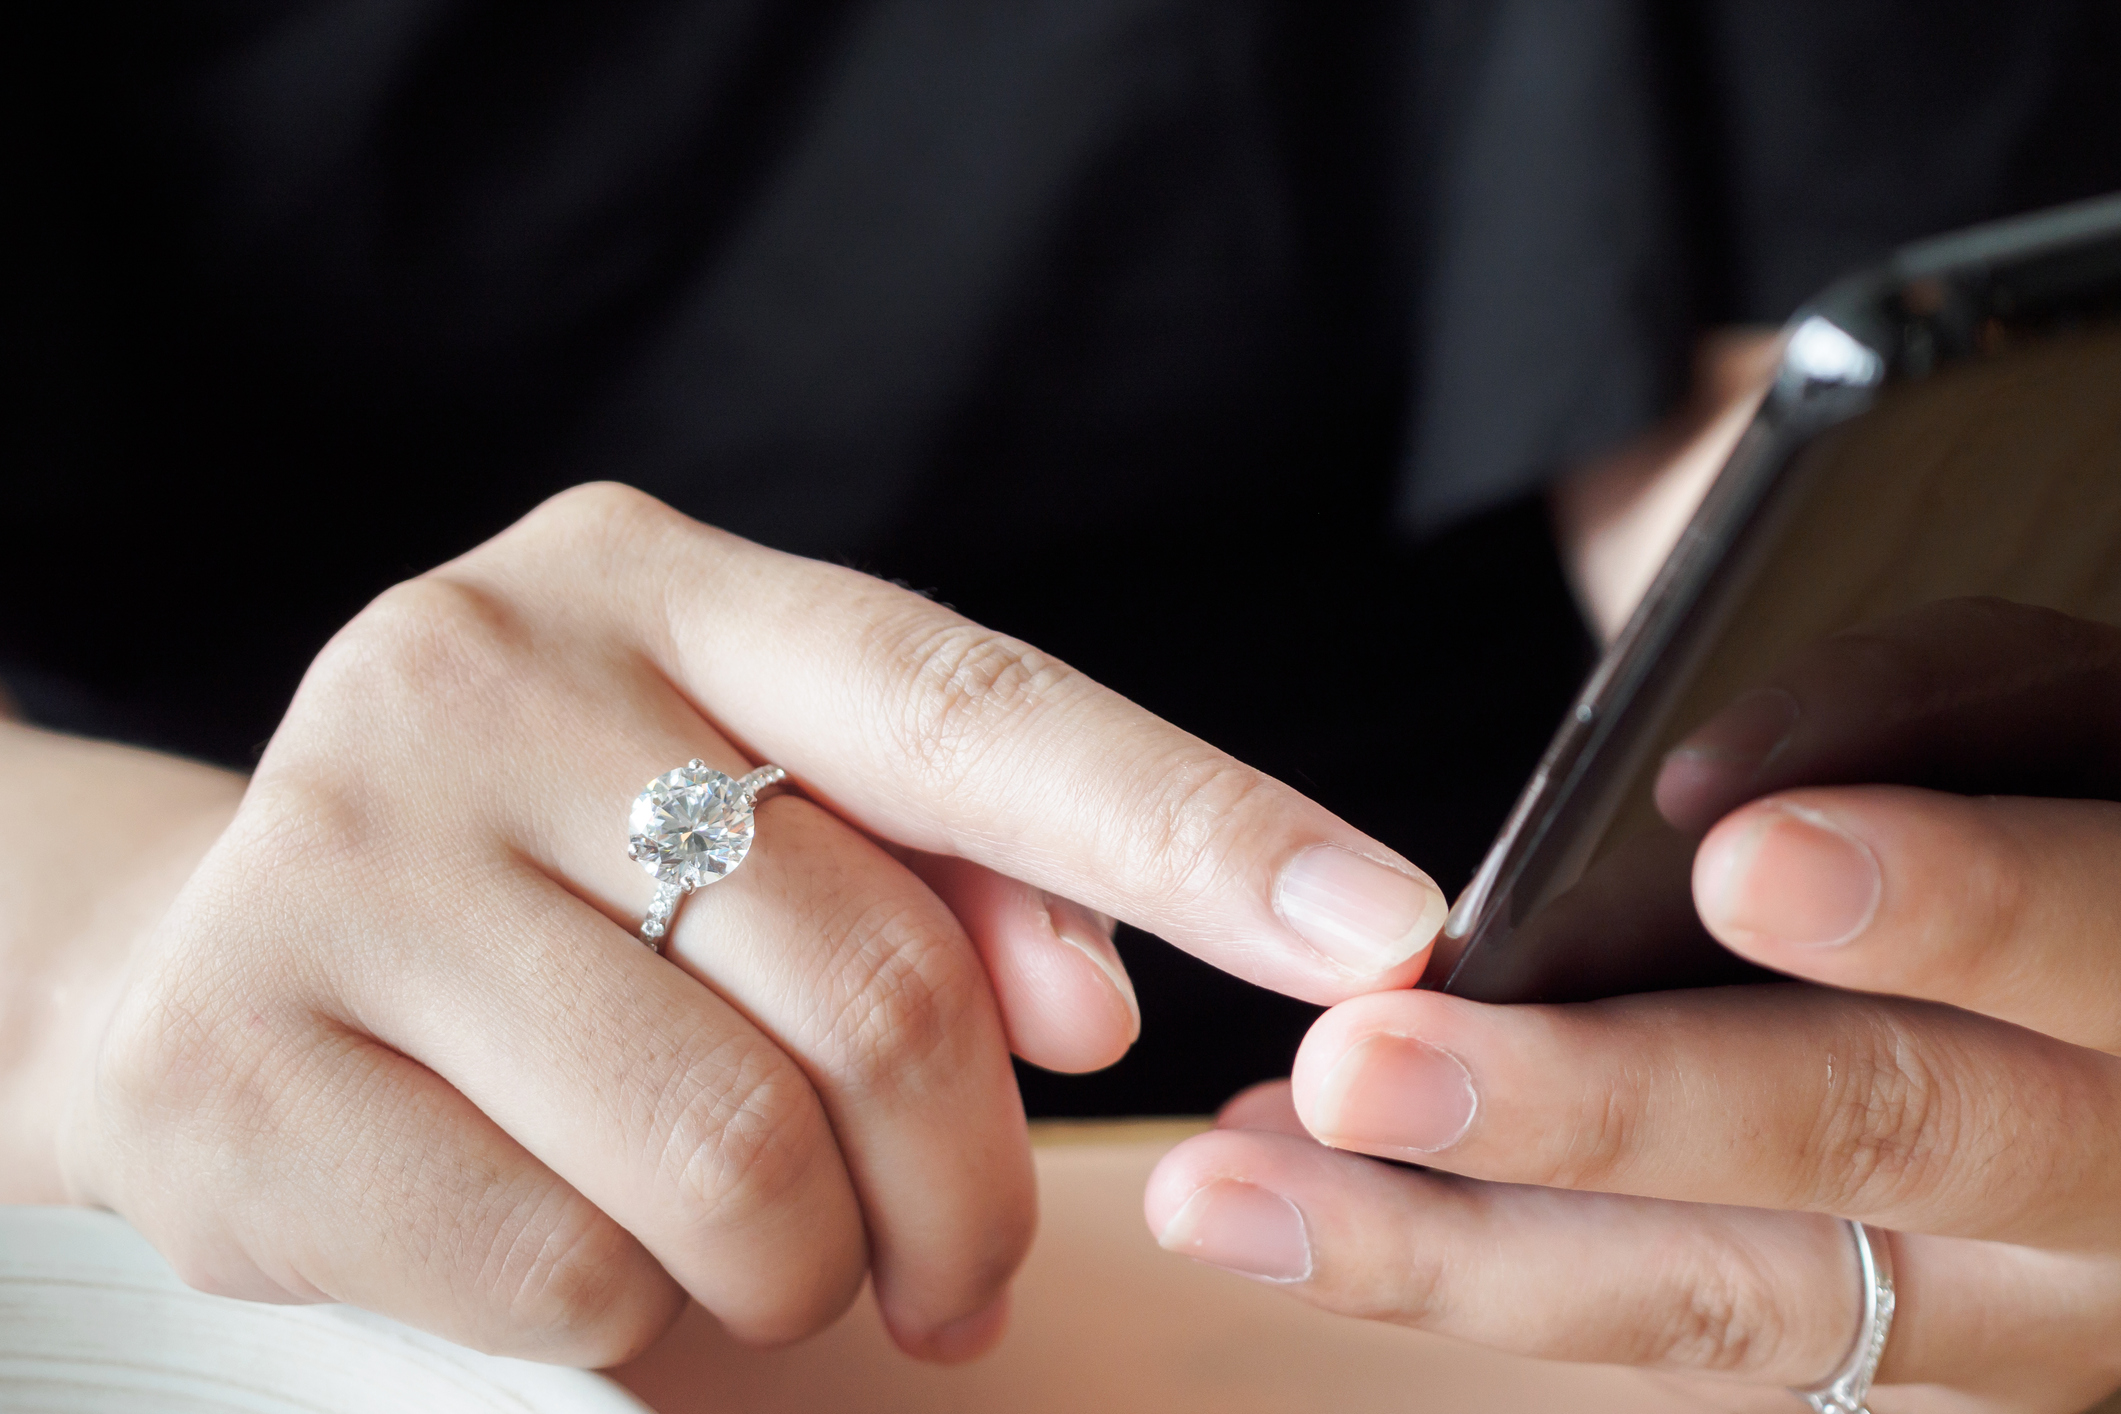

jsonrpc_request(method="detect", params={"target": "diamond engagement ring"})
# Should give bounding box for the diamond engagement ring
[626,760,788,951]
[1792,1220,1896,1414]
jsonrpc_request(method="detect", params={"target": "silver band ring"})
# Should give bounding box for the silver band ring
[626,760,788,951]
[1792,1220,1896,1414]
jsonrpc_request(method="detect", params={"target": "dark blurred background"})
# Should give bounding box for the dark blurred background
[7,1,2119,1113]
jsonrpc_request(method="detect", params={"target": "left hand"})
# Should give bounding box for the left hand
[1145,599,2121,1413]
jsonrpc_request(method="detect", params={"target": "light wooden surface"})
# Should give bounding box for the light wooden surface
[614,1125,2121,1413]
[1025,1116,1213,1149]
[615,1128,1732,1414]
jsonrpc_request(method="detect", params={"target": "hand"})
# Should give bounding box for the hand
[1146,598,2121,1412]
[38,483,1450,1367]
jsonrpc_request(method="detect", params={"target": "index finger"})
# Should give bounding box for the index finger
[469,485,1447,1003]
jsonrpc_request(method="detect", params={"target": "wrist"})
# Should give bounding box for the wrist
[0,722,244,1203]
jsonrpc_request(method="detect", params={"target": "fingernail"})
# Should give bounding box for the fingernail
[1275,846,1448,975]
[1698,803,1881,948]
[1312,1033,1477,1155]
[1044,893,1141,1036]
[1156,1180,1312,1283]
[1672,688,1800,773]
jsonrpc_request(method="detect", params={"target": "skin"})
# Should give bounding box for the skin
[0,482,1449,1368]
[1147,598,2121,1413]
[1549,329,1783,645]
[7,343,2117,1408]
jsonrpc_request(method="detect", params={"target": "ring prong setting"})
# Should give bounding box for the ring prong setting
[627,759,786,949]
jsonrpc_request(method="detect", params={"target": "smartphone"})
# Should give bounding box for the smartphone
[1427,192,2121,1005]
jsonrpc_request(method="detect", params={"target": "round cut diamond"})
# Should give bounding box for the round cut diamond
[628,763,756,889]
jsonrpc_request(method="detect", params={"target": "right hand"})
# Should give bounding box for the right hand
[1148,599,2121,1413]
[48,483,1448,1366]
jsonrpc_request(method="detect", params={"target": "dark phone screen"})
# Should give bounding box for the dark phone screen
[1432,204,2121,1005]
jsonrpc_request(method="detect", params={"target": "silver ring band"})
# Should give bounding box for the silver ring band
[1793,1220,1896,1414]
[626,760,788,952]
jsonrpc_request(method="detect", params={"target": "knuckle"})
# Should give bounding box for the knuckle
[1546,1075,1640,1191]
[1637,1235,1787,1375]
[1525,1007,1646,1191]
[98,981,274,1140]
[533,479,669,531]
[512,481,692,567]
[653,1034,829,1237]
[1122,753,1290,913]
[807,894,972,1089]
[490,1195,646,1356]
[319,576,527,724]
[888,619,1079,787]
[227,763,380,881]
[1954,803,2033,953]
[1802,1010,1958,1212]
[96,993,200,1117]
[1361,1210,1452,1327]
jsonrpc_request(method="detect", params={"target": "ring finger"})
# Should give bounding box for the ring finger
[656,792,1034,1359]
[1145,1124,2121,1408]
